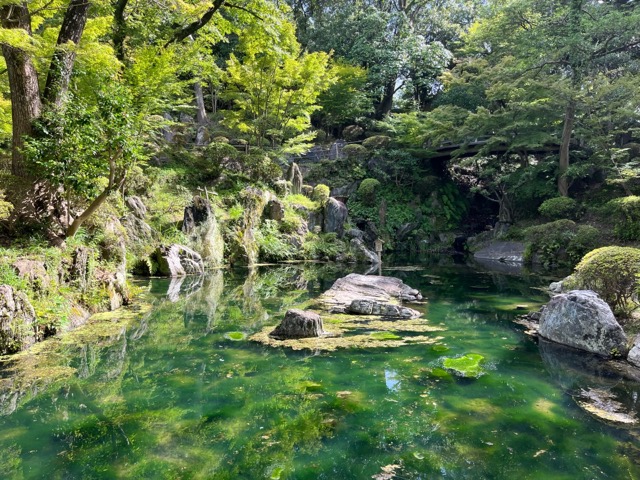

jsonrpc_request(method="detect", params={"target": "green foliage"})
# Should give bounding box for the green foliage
[222,20,334,150]
[312,184,330,205]
[362,135,391,150]
[302,233,342,260]
[538,197,579,220]
[572,246,640,315]
[357,178,380,206]
[605,196,640,241]
[256,220,296,262]
[316,62,372,131]
[0,191,13,221]
[341,144,368,159]
[524,220,602,268]
[284,194,318,210]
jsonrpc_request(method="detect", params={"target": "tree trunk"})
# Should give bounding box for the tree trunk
[194,81,208,125]
[558,100,576,197]
[375,79,396,119]
[67,158,122,238]
[113,0,129,63]
[1,4,42,177]
[43,0,91,108]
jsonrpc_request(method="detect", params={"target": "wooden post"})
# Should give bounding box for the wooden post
[374,238,384,265]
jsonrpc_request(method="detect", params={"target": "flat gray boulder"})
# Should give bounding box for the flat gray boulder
[538,290,627,357]
[348,299,420,319]
[270,309,325,339]
[474,241,525,263]
[318,273,423,314]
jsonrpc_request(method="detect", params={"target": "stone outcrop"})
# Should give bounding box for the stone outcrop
[538,290,628,357]
[183,196,211,234]
[12,259,50,290]
[125,196,147,219]
[153,244,204,277]
[265,198,285,222]
[0,285,37,354]
[350,238,379,264]
[270,309,325,339]
[287,162,303,195]
[227,187,269,266]
[347,299,420,319]
[323,197,348,237]
[183,196,224,267]
[121,214,154,244]
[318,273,423,314]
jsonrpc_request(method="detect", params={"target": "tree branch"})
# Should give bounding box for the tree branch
[165,0,226,47]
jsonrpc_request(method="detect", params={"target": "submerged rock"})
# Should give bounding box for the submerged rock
[538,290,627,357]
[317,273,423,314]
[347,299,420,319]
[0,285,37,354]
[270,309,326,339]
[153,244,204,277]
[575,388,637,426]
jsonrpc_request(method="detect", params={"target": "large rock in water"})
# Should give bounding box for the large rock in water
[318,273,423,314]
[538,290,628,357]
[153,244,204,277]
[270,309,325,339]
[0,285,37,354]
[323,197,348,237]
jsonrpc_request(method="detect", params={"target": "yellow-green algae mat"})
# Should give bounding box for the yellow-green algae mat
[250,312,445,351]
[0,296,154,406]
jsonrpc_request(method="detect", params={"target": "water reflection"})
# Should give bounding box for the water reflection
[0,259,637,479]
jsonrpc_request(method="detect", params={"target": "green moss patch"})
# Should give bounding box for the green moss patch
[369,332,401,341]
[442,353,486,379]
[225,331,247,341]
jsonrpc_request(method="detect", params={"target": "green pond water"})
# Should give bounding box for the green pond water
[1,258,639,479]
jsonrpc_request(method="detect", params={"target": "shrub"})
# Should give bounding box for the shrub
[572,246,640,315]
[524,220,602,268]
[342,125,364,141]
[0,191,13,221]
[341,144,368,159]
[538,197,579,220]
[357,178,380,206]
[362,135,391,150]
[605,196,640,241]
[312,184,330,205]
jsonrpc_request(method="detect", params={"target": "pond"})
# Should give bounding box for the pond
[0,258,639,479]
